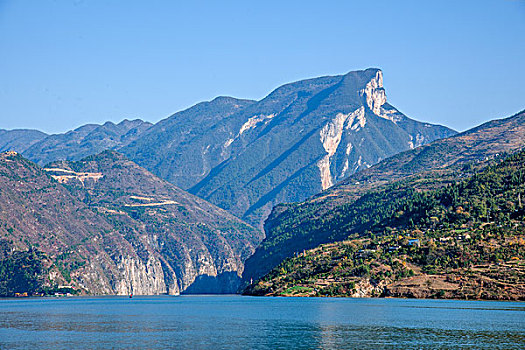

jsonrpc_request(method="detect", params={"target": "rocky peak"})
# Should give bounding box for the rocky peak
[360,69,386,116]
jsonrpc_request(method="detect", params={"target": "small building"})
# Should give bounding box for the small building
[356,249,377,258]
[456,234,471,241]
[408,239,420,247]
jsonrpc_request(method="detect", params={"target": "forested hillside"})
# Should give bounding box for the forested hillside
[244,150,525,300]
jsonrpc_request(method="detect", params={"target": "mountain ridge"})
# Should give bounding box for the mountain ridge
[22,119,153,166]
[1,69,456,229]
[170,68,455,227]
[243,149,525,300]
[0,129,48,153]
[242,109,525,283]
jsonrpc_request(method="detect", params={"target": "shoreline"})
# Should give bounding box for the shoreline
[2,293,523,302]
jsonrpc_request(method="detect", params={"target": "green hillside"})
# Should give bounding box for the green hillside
[244,150,525,300]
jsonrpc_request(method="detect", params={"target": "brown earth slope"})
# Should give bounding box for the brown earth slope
[0,151,262,296]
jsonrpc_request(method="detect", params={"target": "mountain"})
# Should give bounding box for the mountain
[244,150,525,300]
[2,70,454,228]
[122,68,455,228]
[242,110,525,283]
[22,119,152,166]
[121,96,256,189]
[0,150,262,296]
[0,151,130,295]
[0,129,47,152]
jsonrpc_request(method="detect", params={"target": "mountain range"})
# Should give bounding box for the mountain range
[1,68,522,298]
[1,69,455,229]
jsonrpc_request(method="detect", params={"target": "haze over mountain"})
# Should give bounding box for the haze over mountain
[0,151,262,295]
[0,129,47,153]
[23,119,153,166]
[1,69,456,228]
[242,110,525,283]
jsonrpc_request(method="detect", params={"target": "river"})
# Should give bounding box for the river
[0,295,523,349]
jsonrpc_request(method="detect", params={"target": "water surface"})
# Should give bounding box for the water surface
[0,295,523,349]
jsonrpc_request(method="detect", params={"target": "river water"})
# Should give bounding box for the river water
[0,295,523,349]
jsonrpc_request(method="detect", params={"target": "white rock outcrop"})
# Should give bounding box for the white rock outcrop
[360,70,386,116]
[222,114,275,152]
[116,256,171,295]
[239,114,275,136]
[318,112,349,190]
[317,108,365,190]
[360,70,406,124]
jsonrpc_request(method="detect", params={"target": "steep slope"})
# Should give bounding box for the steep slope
[23,119,152,166]
[122,68,455,228]
[0,151,141,295]
[0,129,47,152]
[244,150,525,300]
[4,70,454,228]
[242,110,525,283]
[46,150,263,294]
[121,96,256,189]
[0,151,262,296]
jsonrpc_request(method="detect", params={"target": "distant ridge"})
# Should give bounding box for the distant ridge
[0,129,47,153]
[23,119,153,165]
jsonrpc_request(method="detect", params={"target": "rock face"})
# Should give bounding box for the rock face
[22,119,152,166]
[242,109,525,283]
[0,151,262,295]
[122,68,456,228]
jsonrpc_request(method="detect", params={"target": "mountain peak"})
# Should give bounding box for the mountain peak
[359,69,386,115]
[344,67,382,77]
[210,96,255,105]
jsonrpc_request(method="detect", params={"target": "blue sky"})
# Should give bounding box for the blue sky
[1,0,524,133]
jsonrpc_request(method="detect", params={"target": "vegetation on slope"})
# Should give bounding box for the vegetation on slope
[0,150,262,296]
[242,110,525,282]
[0,248,78,297]
[244,150,525,300]
[0,249,45,296]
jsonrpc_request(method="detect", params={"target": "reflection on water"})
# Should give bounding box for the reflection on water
[0,296,524,349]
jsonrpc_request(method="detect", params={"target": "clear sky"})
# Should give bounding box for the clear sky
[1,0,524,134]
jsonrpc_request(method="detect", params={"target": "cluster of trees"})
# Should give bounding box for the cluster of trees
[0,249,45,297]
